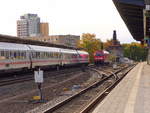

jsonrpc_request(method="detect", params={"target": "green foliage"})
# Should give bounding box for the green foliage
[78,33,102,63]
[107,55,116,62]
[122,43,148,61]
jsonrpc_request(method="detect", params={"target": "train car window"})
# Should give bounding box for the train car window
[14,52,17,59]
[17,51,20,59]
[41,52,44,58]
[51,52,54,58]
[48,52,50,58]
[21,52,26,59]
[0,50,5,60]
[47,53,50,58]
[44,52,46,58]
[44,52,47,58]
[35,52,38,58]
[96,53,103,57]
[58,53,61,58]
[53,53,58,58]
[5,51,9,59]
[45,52,48,58]
[57,53,59,58]
[53,53,55,58]
[49,53,51,58]
[36,52,40,59]
[47,52,49,58]
[39,52,41,58]
[31,52,35,59]
[24,52,26,59]
[10,51,14,59]
[43,52,46,58]
[54,53,57,58]
[40,52,43,59]
[20,52,23,59]
[1,51,4,57]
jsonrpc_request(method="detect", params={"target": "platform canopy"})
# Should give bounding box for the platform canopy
[112,0,145,42]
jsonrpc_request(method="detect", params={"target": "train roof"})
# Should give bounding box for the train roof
[28,45,60,52]
[0,42,30,51]
[77,50,89,55]
[94,50,109,54]
[60,49,77,54]
[0,42,88,54]
[103,50,109,54]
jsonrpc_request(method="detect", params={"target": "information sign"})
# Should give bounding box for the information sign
[34,70,43,83]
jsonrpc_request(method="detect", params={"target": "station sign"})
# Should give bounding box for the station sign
[34,70,43,83]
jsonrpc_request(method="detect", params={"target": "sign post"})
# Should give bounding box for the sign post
[34,68,44,101]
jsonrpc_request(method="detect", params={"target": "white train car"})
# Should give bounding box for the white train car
[0,42,89,72]
[60,49,79,66]
[77,50,89,64]
[0,42,31,71]
[28,45,61,68]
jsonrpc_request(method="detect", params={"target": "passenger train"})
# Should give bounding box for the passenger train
[94,50,109,65]
[0,42,89,72]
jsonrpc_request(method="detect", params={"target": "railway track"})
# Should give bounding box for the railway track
[0,64,102,87]
[0,67,83,87]
[35,64,135,113]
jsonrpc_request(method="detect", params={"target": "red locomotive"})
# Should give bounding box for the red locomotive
[94,50,109,65]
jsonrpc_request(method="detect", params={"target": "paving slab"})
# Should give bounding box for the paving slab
[92,62,150,113]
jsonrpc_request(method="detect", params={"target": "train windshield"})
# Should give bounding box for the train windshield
[95,53,103,56]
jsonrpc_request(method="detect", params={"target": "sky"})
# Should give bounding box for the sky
[0,0,136,43]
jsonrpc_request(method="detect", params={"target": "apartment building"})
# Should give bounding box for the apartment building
[40,23,49,36]
[17,14,40,38]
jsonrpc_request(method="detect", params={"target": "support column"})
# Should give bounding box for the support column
[144,1,150,64]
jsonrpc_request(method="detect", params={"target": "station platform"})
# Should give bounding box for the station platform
[92,62,150,113]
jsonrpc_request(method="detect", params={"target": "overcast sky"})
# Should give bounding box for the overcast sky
[0,0,136,43]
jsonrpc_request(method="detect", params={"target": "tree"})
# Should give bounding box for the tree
[122,42,148,61]
[78,33,102,63]
[103,39,113,49]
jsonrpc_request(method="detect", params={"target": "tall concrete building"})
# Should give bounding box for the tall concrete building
[17,20,28,37]
[17,14,40,38]
[40,23,49,36]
